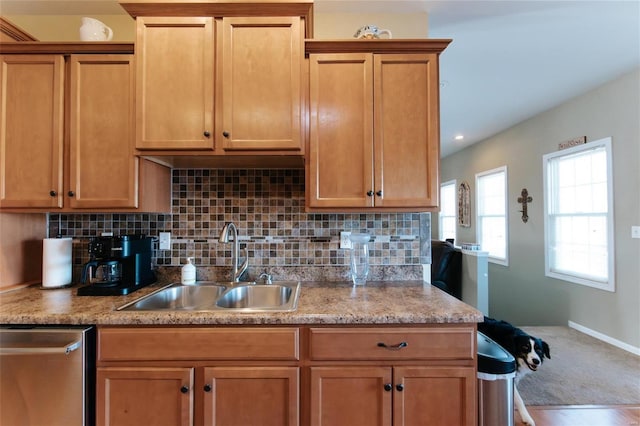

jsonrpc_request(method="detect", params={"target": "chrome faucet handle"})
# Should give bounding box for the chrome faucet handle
[259,272,273,285]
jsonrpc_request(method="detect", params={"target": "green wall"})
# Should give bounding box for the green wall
[437,68,640,349]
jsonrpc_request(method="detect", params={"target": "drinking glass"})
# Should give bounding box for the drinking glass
[349,233,371,285]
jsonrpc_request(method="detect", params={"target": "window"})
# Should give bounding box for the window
[543,137,614,291]
[439,180,457,242]
[476,166,508,265]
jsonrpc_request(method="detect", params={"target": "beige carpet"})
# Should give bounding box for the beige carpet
[516,326,640,406]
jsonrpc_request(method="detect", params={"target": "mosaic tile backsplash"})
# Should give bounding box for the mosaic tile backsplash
[49,169,431,274]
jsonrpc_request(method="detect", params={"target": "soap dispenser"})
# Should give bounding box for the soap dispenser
[181,258,196,284]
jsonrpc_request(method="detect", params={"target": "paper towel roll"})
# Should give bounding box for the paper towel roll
[42,238,73,288]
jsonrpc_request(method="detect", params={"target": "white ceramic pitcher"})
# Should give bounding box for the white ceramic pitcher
[79,17,113,41]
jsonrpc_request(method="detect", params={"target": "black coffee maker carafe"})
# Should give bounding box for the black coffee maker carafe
[77,234,156,296]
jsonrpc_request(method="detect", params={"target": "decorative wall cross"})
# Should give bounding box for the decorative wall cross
[518,188,533,223]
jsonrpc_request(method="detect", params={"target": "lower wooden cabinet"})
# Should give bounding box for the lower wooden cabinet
[309,365,476,426]
[97,366,299,426]
[96,325,476,426]
[97,367,194,426]
[203,367,299,426]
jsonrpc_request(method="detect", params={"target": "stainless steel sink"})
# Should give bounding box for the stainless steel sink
[216,285,293,309]
[117,281,300,312]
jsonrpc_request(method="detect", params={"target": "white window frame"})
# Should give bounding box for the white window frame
[476,166,508,266]
[543,137,615,292]
[439,179,457,242]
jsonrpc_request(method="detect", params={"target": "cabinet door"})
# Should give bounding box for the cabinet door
[69,55,138,208]
[393,366,476,426]
[96,367,193,426]
[309,366,392,426]
[0,55,64,208]
[220,17,303,151]
[308,53,374,208]
[373,54,440,208]
[136,17,214,150]
[203,366,299,426]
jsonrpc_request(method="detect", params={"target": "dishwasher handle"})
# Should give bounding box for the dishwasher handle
[0,339,81,355]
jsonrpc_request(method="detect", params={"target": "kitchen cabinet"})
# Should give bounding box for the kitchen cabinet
[133,15,304,154]
[69,54,138,209]
[135,17,215,150]
[0,49,170,212]
[0,55,64,209]
[310,366,475,426]
[97,323,475,426]
[97,367,194,426]
[96,326,300,426]
[220,16,303,152]
[306,40,449,212]
[307,326,476,426]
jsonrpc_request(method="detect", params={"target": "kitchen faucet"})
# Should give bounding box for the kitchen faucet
[218,222,248,282]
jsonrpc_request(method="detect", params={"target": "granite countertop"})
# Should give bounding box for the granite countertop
[0,281,483,326]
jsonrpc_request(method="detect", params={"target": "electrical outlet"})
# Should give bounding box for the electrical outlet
[340,231,352,249]
[632,226,640,239]
[159,232,171,250]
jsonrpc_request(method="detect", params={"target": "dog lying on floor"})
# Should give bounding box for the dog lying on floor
[478,317,551,426]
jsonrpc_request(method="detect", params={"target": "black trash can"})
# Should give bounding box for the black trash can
[477,331,517,426]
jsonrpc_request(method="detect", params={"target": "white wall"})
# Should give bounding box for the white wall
[6,15,135,42]
[7,11,428,42]
[314,12,428,39]
[437,68,640,348]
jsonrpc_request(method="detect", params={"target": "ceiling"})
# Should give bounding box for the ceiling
[3,0,639,157]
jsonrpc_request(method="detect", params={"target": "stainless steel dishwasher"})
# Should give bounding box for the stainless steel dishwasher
[0,326,95,426]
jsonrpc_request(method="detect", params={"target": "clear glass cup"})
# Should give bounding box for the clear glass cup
[349,233,371,285]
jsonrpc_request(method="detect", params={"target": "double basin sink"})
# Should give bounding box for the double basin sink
[117,281,301,312]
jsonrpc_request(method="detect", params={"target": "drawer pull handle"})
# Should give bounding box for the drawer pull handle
[383,383,392,392]
[377,341,408,350]
[180,386,189,394]
[204,384,212,392]
[396,383,404,392]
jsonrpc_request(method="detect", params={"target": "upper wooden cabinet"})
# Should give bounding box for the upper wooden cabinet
[220,16,303,151]
[134,14,304,154]
[135,17,215,150]
[306,40,450,212]
[0,55,64,209]
[0,49,170,212]
[69,55,138,208]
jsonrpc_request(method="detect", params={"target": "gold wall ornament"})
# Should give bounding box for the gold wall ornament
[518,188,533,223]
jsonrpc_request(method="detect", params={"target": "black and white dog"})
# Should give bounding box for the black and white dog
[478,317,551,426]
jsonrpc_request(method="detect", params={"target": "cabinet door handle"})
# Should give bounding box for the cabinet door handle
[68,191,75,197]
[180,385,189,394]
[377,341,408,350]
[366,190,374,197]
[222,131,230,138]
[376,190,382,197]
[383,383,392,392]
[396,383,404,392]
[49,190,57,197]
[204,384,212,392]
[203,131,211,138]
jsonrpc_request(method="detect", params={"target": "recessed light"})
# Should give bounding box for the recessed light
[454,135,464,140]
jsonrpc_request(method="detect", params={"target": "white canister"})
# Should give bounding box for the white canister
[181,258,196,284]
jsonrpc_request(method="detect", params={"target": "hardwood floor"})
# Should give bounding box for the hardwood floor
[517,405,640,426]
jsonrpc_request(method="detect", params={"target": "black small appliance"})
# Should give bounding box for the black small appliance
[77,234,156,296]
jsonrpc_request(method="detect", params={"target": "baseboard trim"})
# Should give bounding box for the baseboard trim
[568,321,640,356]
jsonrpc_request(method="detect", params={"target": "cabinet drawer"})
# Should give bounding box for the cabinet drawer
[98,327,299,361]
[309,327,475,361]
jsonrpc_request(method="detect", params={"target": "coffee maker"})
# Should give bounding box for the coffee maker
[77,234,156,296]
